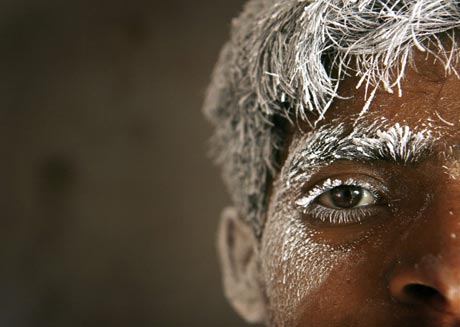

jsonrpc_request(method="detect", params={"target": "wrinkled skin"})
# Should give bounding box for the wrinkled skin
[259,51,460,327]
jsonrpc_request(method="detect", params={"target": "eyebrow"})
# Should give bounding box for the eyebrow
[288,121,437,182]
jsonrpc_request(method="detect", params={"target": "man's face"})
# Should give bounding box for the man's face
[260,51,460,326]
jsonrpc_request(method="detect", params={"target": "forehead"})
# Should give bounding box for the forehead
[322,50,460,134]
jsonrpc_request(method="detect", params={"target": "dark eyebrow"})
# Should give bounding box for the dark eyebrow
[287,121,437,182]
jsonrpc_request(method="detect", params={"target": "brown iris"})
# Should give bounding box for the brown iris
[328,185,363,208]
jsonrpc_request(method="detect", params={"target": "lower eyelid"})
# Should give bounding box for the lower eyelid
[301,203,385,226]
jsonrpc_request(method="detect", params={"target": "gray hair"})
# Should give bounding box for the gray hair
[203,0,460,235]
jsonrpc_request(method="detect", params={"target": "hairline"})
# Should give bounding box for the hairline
[204,0,460,236]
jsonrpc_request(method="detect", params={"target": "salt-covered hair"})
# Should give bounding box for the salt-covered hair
[203,0,460,235]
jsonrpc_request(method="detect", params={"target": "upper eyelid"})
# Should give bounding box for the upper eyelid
[295,177,387,208]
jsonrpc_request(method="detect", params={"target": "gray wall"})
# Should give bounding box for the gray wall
[0,1,247,326]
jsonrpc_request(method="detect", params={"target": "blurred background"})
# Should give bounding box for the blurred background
[0,0,248,326]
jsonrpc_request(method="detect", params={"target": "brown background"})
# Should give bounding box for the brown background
[0,0,249,326]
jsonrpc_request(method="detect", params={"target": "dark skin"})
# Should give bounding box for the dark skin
[218,49,460,327]
[259,51,460,326]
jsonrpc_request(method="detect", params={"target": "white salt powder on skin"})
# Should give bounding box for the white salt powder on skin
[288,120,437,188]
[260,135,350,325]
[439,145,460,180]
[259,121,443,325]
[261,174,349,325]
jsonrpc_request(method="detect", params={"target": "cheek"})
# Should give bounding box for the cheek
[260,193,353,324]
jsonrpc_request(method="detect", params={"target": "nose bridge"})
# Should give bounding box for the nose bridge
[432,184,460,312]
[405,185,460,263]
[389,189,460,315]
[432,183,460,260]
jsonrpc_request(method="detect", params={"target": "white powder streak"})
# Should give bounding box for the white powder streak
[261,128,361,324]
[435,110,455,126]
[288,121,437,188]
[295,178,382,208]
[204,0,460,233]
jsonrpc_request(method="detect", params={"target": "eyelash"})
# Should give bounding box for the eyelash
[295,178,387,225]
[301,204,380,225]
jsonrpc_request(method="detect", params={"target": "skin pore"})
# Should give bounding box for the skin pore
[258,50,460,326]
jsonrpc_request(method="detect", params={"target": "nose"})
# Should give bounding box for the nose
[387,179,460,317]
[389,257,460,315]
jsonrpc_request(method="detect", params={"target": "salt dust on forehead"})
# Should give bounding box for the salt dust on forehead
[203,0,460,234]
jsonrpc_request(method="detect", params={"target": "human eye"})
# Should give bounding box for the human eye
[295,177,388,226]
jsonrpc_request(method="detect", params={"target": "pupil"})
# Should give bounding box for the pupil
[329,185,363,208]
